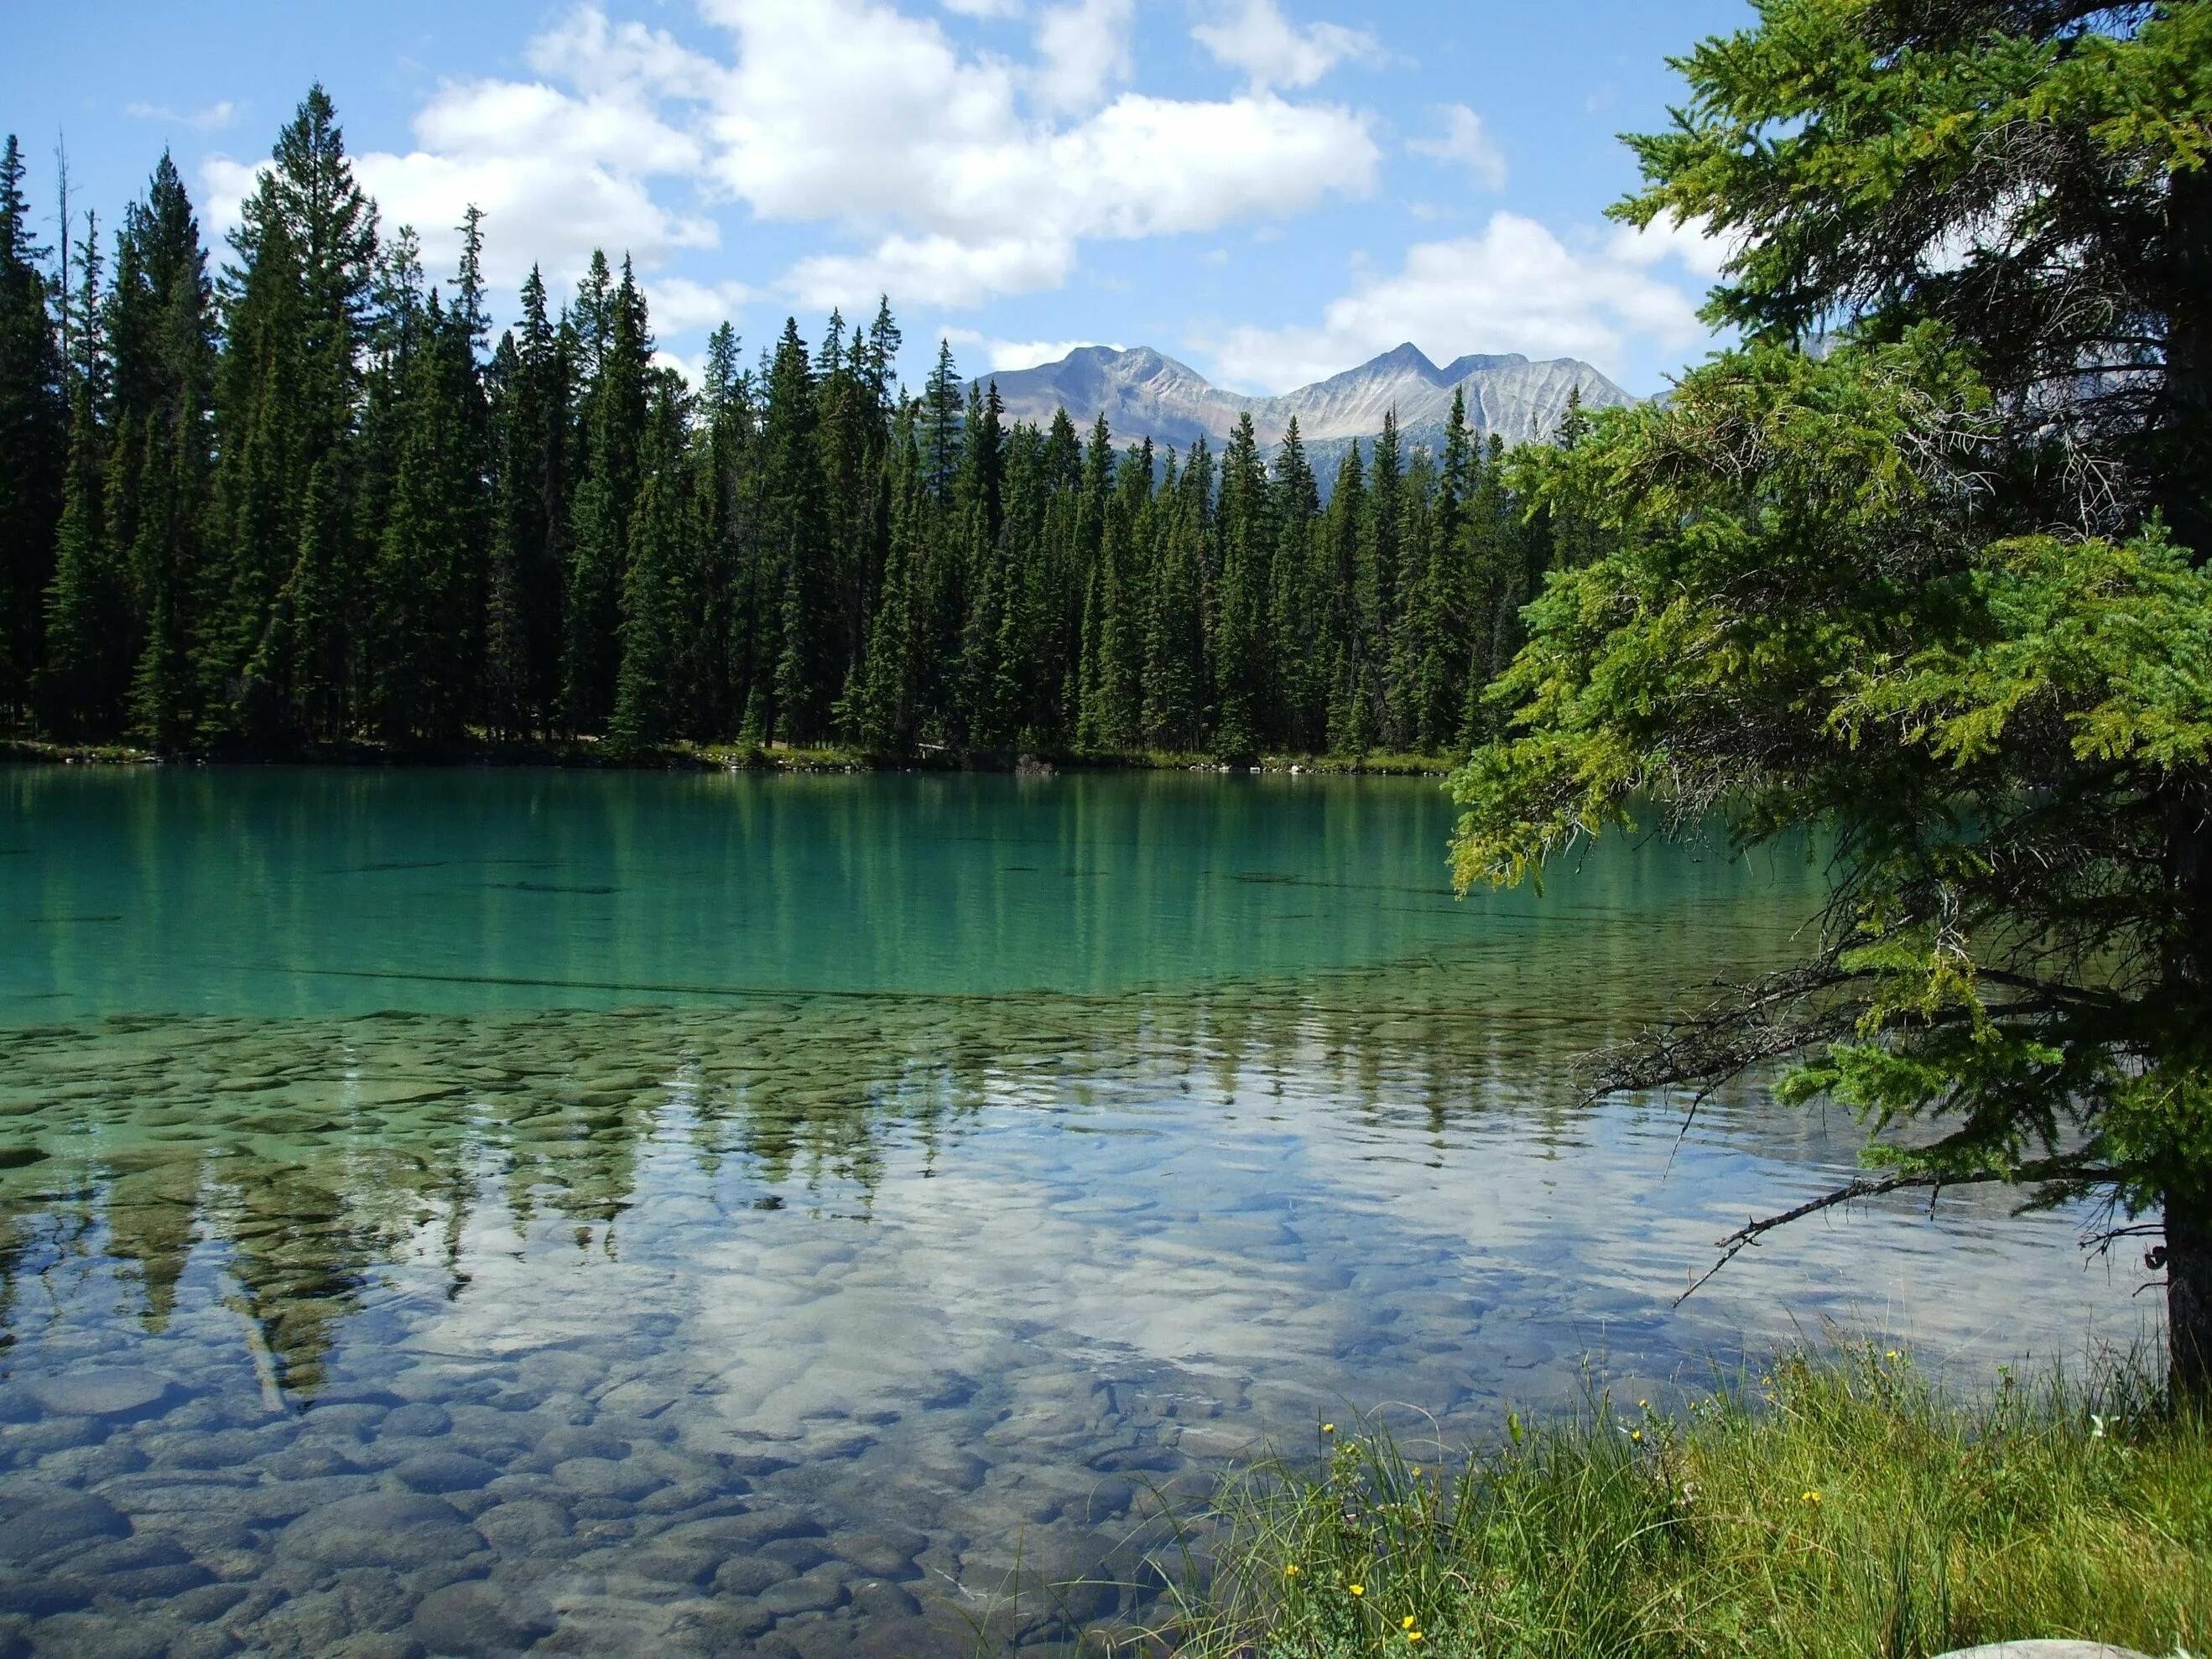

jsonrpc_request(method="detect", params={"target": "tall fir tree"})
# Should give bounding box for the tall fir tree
[0,135,65,722]
[39,213,132,735]
[562,255,651,734]
[112,155,216,747]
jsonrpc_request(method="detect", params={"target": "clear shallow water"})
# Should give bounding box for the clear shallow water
[0,767,2155,1656]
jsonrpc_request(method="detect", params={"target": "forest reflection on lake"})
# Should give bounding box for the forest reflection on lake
[0,767,2155,1656]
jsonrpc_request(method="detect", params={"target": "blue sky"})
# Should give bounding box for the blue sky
[6,0,1751,396]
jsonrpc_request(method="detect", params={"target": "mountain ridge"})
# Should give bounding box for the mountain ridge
[972,342,1635,465]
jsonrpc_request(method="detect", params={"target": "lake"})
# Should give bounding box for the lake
[0,767,2154,1656]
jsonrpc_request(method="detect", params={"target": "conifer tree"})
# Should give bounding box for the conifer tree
[762,317,829,741]
[1267,418,1323,750]
[206,86,375,743]
[610,372,693,753]
[563,255,650,733]
[112,154,216,748]
[39,215,130,735]
[0,135,65,722]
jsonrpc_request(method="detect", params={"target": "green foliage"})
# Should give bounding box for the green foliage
[1454,0,2212,1394]
[1161,1347,2211,1657]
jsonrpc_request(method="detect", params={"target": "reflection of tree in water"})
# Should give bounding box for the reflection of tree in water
[0,942,1754,1398]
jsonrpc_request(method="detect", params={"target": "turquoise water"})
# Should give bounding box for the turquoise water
[0,767,2154,1656]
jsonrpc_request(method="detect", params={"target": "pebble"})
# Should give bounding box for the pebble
[0,1490,128,1559]
[410,1578,558,1657]
[22,1368,175,1418]
[393,1450,500,1494]
[277,1491,484,1570]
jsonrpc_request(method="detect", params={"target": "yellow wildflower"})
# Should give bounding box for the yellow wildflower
[1403,1615,1418,1630]
[1802,1490,1821,1506]
[1407,1635,1423,1646]
[1630,1428,1643,1443]
[1322,1422,1335,1434]
[1285,1563,1300,1577]
[1348,1584,1364,1597]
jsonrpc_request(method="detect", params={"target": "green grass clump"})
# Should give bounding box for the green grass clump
[1152,1346,2210,1657]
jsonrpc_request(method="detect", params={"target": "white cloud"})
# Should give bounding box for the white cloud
[687,0,1377,309]
[126,99,237,132]
[203,68,717,294]
[1607,212,1736,282]
[942,0,1024,13]
[1192,0,1382,92]
[789,234,1075,310]
[1032,0,1135,114]
[1203,211,1710,392]
[1408,104,1506,191]
[211,0,1383,328]
[646,275,754,334]
[944,329,1124,370]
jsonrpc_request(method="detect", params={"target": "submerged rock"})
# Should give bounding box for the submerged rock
[23,1368,174,1417]
[410,1579,557,1657]
[277,1491,482,1569]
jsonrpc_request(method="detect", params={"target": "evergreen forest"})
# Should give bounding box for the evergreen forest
[0,90,1587,762]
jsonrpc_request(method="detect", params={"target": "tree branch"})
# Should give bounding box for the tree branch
[1675,1161,2123,1304]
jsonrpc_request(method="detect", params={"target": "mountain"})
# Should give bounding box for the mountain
[973,343,1635,476]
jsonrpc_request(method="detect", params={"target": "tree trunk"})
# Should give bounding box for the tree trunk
[2163,165,2212,564]
[2167,1199,2212,1407]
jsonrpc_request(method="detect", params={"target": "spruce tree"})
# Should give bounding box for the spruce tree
[1212,412,1270,757]
[1268,418,1322,750]
[761,317,828,741]
[39,216,131,736]
[563,255,650,734]
[609,372,693,753]
[206,86,376,743]
[0,135,65,723]
[112,155,216,748]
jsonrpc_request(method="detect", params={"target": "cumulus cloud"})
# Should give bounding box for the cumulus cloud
[126,99,237,132]
[211,0,1382,326]
[1607,212,1736,282]
[1032,0,1135,114]
[202,65,716,293]
[687,0,1378,309]
[1204,211,1710,392]
[943,329,1125,371]
[1192,0,1382,92]
[1408,104,1506,191]
[646,275,755,334]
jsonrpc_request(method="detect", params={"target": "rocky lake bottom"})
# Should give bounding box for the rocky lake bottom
[0,769,2162,1655]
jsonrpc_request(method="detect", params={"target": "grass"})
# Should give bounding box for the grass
[1138,1344,2211,1658]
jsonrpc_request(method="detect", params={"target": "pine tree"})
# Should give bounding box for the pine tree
[112,154,216,748]
[610,372,693,753]
[0,135,65,723]
[206,86,377,744]
[762,317,828,742]
[922,339,963,502]
[1212,412,1270,757]
[39,214,132,735]
[563,255,650,733]
[1268,418,1322,750]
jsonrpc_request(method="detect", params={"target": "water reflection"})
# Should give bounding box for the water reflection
[0,771,2157,1656]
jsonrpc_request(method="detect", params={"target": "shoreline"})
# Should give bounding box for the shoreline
[0,735,1459,778]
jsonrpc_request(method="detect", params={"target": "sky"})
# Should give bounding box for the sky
[4,0,1754,398]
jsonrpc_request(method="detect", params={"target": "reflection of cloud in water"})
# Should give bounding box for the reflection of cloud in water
[0,768,2163,1653]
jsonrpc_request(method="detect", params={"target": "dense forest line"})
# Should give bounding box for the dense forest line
[0,90,1594,762]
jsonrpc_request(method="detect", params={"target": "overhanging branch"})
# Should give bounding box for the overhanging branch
[1675,1160,2122,1304]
